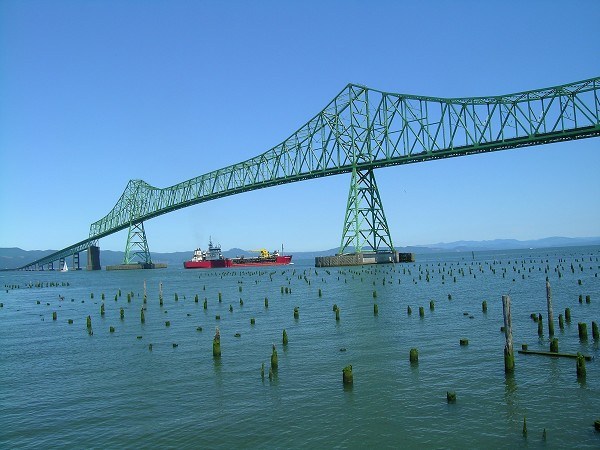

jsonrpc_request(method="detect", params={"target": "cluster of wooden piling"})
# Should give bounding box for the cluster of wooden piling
[15,249,598,436]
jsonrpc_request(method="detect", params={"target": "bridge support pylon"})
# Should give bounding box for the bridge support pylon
[316,167,415,267]
[123,221,153,266]
[87,245,101,270]
[339,166,395,256]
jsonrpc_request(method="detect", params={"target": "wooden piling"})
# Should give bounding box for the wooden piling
[446,391,456,403]
[409,348,418,364]
[546,281,555,337]
[565,307,571,323]
[373,304,378,315]
[342,365,353,385]
[593,321,599,340]
[576,352,586,379]
[213,327,221,357]
[282,329,288,345]
[550,338,559,353]
[502,294,515,373]
[271,345,278,370]
[578,322,588,340]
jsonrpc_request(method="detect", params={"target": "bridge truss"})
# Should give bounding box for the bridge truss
[20,77,600,270]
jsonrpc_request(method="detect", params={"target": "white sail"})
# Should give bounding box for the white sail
[60,261,68,272]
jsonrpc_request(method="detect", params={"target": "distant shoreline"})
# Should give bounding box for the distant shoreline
[2,237,599,270]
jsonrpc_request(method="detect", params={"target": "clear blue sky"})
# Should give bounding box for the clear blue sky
[1,0,599,253]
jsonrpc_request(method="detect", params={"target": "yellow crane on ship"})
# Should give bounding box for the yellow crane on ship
[249,249,271,258]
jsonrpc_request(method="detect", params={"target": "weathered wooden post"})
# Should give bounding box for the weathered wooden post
[592,321,599,340]
[120,307,124,320]
[576,352,586,379]
[140,307,145,324]
[446,391,456,403]
[282,329,288,345]
[373,304,378,315]
[159,282,163,306]
[550,338,559,353]
[213,327,221,357]
[558,314,564,330]
[143,280,147,304]
[502,294,515,373]
[342,365,353,385]
[578,322,588,340]
[409,348,419,364]
[565,307,571,323]
[271,344,278,370]
[546,281,555,337]
[537,313,543,337]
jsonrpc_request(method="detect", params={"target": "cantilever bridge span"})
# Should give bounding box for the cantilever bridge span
[20,77,600,270]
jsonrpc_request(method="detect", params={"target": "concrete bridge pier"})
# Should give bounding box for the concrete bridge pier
[87,245,101,270]
[73,253,81,270]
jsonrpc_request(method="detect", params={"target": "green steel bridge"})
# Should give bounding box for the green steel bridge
[20,76,600,270]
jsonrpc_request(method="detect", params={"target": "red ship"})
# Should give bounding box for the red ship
[183,240,292,269]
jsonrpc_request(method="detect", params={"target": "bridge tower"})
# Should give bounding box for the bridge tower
[123,221,153,266]
[339,167,394,254]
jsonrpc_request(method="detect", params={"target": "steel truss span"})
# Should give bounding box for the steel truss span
[19,77,600,269]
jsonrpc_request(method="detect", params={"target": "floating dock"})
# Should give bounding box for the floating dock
[106,263,167,271]
[315,251,415,267]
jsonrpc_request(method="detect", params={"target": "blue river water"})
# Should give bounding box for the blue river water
[1,246,599,449]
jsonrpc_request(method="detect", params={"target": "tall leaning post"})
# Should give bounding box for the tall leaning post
[546,281,555,337]
[502,294,515,373]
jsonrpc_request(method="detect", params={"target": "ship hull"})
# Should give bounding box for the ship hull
[184,255,292,269]
[183,259,232,269]
[230,255,292,267]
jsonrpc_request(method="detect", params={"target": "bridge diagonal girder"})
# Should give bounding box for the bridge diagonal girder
[19,77,600,270]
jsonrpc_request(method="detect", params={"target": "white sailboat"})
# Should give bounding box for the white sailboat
[60,261,69,272]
